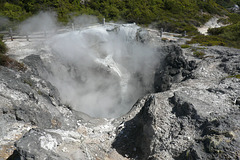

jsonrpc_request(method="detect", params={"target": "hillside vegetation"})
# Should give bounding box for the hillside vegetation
[0,0,240,48]
[0,1,235,30]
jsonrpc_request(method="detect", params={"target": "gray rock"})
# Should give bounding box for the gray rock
[1,28,240,160]
[22,54,44,75]
[154,45,197,92]
[12,128,63,160]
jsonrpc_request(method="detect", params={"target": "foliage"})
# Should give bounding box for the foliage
[207,22,240,48]
[1,2,31,21]
[187,35,226,46]
[228,13,240,24]
[0,54,26,71]
[0,35,26,71]
[215,0,235,8]
[0,0,239,48]
[215,0,240,8]
[0,35,7,54]
[0,0,229,26]
[187,32,240,49]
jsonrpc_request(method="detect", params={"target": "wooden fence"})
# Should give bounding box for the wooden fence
[0,22,187,41]
[0,23,102,41]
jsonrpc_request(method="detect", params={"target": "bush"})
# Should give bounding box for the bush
[0,35,26,71]
[2,2,31,21]
[207,22,240,48]
[186,34,240,48]
[228,13,240,24]
[0,54,26,71]
[0,35,7,54]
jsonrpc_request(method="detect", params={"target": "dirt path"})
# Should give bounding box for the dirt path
[198,17,227,35]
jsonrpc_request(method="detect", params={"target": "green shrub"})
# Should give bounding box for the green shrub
[0,35,7,54]
[207,22,240,48]
[208,27,224,35]
[0,36,26,71]
[0,54,26,71]
[0,41,7,54]
[187,35,224,45]
[215,0,235,8]
[228,13,240,24]
[217,17,229,25]
[186,34,240,48]
[0,0,237,36]
[2,2,31,21]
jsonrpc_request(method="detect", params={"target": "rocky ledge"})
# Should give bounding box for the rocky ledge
[1,30,240,159]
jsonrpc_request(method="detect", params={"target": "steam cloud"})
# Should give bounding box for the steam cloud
[19,12,58,34]
[21,12,160,118]
[0,16,9,28]
[72,15,98,27]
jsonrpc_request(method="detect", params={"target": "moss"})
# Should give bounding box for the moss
[23,79,33,87]
[193,51,205,59]
[37,90,43,95]
[180,44,190,48]
[226,74,240,79]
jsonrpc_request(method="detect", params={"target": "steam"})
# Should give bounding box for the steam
[21,12,160,118]
[71,15,98,27]
[0,16,9,28]
[19,12,58,34]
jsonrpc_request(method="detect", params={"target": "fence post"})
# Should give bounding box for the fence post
[9,28,13,41]
[183,30,187,37]
[44,30,47,38]
[102,18,105,25]
[72,23,75,31]
[160,28,163,37]
[26,34,29,41]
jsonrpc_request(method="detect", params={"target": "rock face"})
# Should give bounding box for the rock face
[112,46,240,160]
[154,45,197,92]
[1,25,240,160]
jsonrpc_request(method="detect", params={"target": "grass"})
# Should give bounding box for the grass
[193,51,206,59]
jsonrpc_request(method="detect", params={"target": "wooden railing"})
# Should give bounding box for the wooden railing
[0,23,102,41]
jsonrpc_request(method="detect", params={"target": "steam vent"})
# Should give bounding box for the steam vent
[1,21,240,160]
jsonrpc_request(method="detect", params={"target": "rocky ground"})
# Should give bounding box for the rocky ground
[0,25,240,160]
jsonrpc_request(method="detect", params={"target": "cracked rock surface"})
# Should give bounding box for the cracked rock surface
[1,26,240,160]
